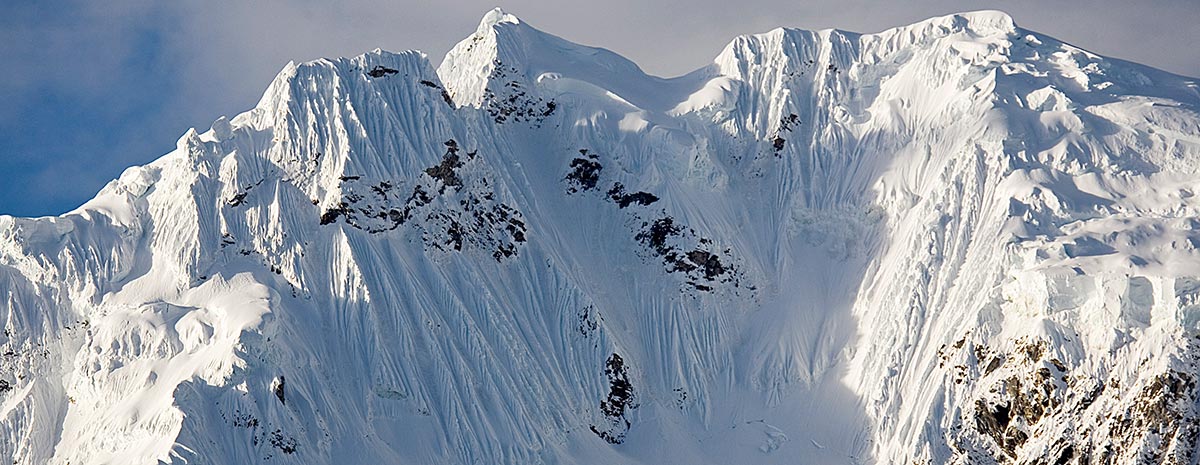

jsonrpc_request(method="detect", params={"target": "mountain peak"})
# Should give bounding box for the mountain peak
[901,9,1018,39]
[478,7,520,31]
[437,8,526,107]
[950,9,1017,31]
[438,8,665,111]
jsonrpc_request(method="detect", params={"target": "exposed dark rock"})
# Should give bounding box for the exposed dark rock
[274,376,286,406]
[564,151,603,194]
[1055,445,1074,465]
[779,113,801,132]
[366,65,399,78]
[231,410,259,428]
[425,142,465,192]
[769,114,800,155]
[228,192,248,207]
[606,183,659,208]
[599,354,634,418]
[590,353,636,444]
[636,217,683,257]
[418,79,455,107]
[559,151,744,292]
[482,60,556,125]
[632,216,740,291]
[369,181,394,200]
[975,399,1018,457]
[317,140,527,261]
[685,250,727,280]
[950,335,1200,464]
[673,387,687,408]
[1111,370,1198,463]
[507,218,526,242]
[577,305,598,337]
[269,429,297,454]
[319,204,351,225]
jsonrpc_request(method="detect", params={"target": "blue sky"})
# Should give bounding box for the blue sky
[2,0,1197,217]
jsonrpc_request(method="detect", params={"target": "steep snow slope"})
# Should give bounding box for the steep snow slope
[0,8,1198,464]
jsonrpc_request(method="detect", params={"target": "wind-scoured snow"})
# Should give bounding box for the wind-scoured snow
[0,8,1198,464]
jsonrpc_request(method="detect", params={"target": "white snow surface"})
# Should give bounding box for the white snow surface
[1,8,1199,464]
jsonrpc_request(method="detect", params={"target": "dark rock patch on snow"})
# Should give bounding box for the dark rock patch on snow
[366,65,399,78]
[606,183,659,209]
[268,429,297,454]
[483,60,557,125]
[590,353,636,444]
[564,150,603,194]
[418,79,455,107]
[273,376,286,406]
[425,140,466,193]
[634,216,740,292]
[319,139,527,261]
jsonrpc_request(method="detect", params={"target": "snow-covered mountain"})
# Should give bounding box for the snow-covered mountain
[1,8,1199,464]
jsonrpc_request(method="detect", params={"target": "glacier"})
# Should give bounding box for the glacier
[0,8,1199,464]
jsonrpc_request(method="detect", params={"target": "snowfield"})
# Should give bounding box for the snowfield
[0,8,1198,464]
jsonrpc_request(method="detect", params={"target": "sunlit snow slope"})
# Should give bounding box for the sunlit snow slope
[1,8,1198,464]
